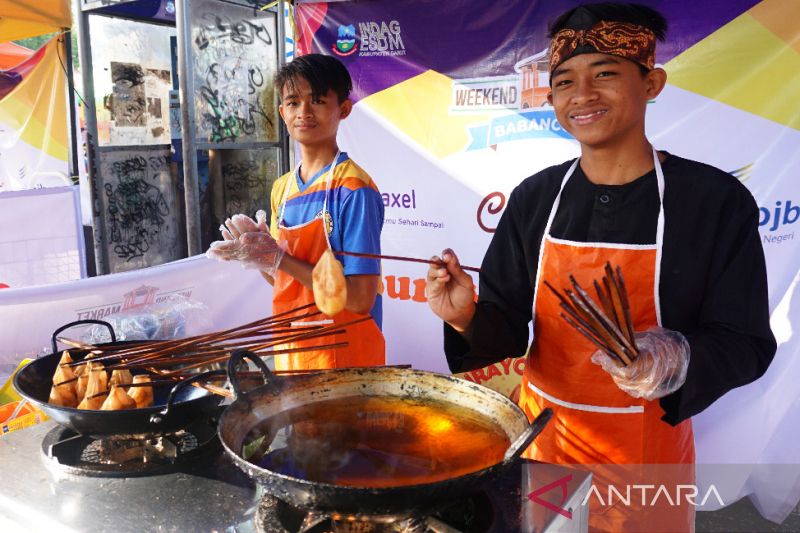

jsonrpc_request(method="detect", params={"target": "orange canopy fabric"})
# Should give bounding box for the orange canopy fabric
[0,42,33,69]
[0,1,72,42]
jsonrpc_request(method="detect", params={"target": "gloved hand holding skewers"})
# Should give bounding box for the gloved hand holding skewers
[206,211,287,276]
[547,262,690,401]
[591,327,689,400]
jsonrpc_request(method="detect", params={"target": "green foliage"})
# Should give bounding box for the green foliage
[13,31,80,70]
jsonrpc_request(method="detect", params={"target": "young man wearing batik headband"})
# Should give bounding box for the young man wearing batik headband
[426,3,775,531]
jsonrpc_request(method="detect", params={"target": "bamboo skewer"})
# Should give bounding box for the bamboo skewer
[82,362,416,401]
[569,276,637,361]
[546,262,639,367]
[335,250,482,273]
[61,305,324,368]
[114,339,349,373]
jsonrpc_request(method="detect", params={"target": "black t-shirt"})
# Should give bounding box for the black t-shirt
[445,153,776,425]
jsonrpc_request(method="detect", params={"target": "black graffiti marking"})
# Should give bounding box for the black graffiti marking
[198,13,273,46]
[222,160,265,192]
[194,11,275,142]
[104,156,171,262]
[111,155,147,175]
[148,155,170,171]
[248,65,264,95]
[199,83,273,142]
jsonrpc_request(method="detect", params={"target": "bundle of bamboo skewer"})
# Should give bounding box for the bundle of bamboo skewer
[545,262,639,366]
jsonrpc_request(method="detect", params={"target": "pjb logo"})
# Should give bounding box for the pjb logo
[332,25,358,56]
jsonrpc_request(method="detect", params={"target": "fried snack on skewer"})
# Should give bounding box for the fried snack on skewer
[75,364,89,400]
[129,375,154,408]
[109,369,133,388]
[49,382,78,407]
[49,351,78,407]
[74,352,99,400]
[312,249,347,317]
[100,385,137,410]
[77,361,108,410]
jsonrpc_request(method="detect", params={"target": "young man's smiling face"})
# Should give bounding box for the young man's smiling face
[278,76,352,148]
[547,53,666,150]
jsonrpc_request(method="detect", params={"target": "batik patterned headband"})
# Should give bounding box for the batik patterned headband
[549,20,656,73]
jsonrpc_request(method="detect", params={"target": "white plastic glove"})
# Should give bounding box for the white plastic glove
[591,327,690,401]
[206,231,286,276]
[220,211,269,240]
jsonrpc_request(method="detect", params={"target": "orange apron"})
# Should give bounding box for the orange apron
[272,152,385,371]
[519,152,695,532]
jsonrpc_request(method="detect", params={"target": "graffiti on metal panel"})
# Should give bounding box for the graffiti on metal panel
[192,5,277,143]
[222,159,268,215]
[104,155,170,263]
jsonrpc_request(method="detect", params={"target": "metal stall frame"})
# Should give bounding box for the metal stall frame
[76,0,290,274]
[176,0,288,256]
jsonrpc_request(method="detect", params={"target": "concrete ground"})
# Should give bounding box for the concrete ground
[696,498,800,532]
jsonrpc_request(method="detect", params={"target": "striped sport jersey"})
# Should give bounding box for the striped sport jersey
[270,153,384,326]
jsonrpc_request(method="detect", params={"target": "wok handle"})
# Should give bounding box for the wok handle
[51,319,117,354]
[226,348,280,399]
[503,407,554,463]
[152,369,227,423]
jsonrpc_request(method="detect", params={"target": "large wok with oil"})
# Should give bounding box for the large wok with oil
[203,350,552,515]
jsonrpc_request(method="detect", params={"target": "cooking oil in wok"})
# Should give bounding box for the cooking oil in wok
[241,395,511,488]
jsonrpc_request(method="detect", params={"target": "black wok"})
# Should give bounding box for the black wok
[207,350,552,515]
[13,319,222,437]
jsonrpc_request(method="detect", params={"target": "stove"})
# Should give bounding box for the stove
[40,417,221,477]
[0,421,591,532]
[254,489,499,533]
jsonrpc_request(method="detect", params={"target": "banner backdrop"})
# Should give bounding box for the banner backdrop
[0,186,85,289]
[0,37,70,192]
[296,0,800,522]
[0,256,273,383]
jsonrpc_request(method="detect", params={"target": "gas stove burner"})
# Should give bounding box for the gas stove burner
[41,417,221,477]
[254,491,495,533]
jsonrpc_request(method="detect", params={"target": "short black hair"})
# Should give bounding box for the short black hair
[548,2,668,41]
[274,53,353,103]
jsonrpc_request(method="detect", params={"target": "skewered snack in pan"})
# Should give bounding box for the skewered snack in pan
[100,385,137,410]
[312,249,347,317]
[109,368,133,387]
[129,375,154,408]
[77,361,108,410]
[49,351,78,407]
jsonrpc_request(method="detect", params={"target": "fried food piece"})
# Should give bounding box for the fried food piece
[49,382,78,407]
[74,353,97,400]
[77,361,108,410]
[49,351,78,407]
[100,385,137,410]
[129,375,154,408]
[109,369,133,387]
[312,249,347,317]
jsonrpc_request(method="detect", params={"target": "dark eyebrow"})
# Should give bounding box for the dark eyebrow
[551,56,623,78]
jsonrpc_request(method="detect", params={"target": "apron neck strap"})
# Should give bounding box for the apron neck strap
[278,150,341,226]
[532,148,667,328]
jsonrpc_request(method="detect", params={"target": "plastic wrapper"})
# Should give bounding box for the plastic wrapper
[591,327,690,400]
[80,294,208,344]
